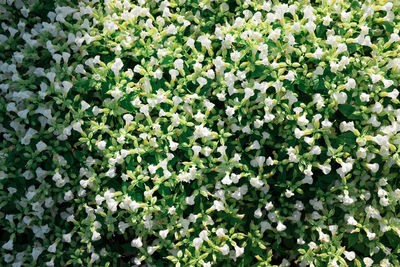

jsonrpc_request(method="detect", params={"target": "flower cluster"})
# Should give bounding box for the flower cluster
[1,0,400,266]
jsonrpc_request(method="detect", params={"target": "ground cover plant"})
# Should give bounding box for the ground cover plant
[1,0,400,266]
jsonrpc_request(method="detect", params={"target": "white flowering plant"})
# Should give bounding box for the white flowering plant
[1,0,400,266]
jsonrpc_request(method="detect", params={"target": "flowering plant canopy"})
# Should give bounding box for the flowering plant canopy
[1,0,400,266]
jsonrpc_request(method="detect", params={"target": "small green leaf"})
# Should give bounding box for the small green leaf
[338,104,356,117]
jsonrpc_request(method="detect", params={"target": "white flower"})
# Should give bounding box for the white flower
[249,140,261,150]
[364,258,373,267]
[206,69,215,79]
[276,221,287,232]
[140,105,149,116]
[131,237,143,248]
[284,71,295,82]
[185,196,195,205]
[111,58,124,76]
[268,29,281,41]
[254,119,264,128]
[221,173,232,185]
[371,74,382,83]
[216,228,226,237]
[194,125,212,139]
[147,246,157,255]
[254,208,263,218]
[285,189,294,198]
[192,112,205,123]
[308,242,317,250]
[322,118,332,128]
[48,242,57,253]
[220,244,230,255]
[63,233,72,243]
[230,50,241,62]
[380,259,390,267]
[294,128,305,139]
[36,141,47,152]
[389,32,400,43]
[387,89,399,99]
[159,229,169,239]
[193,62,202,72]
[118,222,129,232]
[379,197,389,207]
[2,240,13,251]
[250,177,264,188]
[197,77,207,87]
[97,140,106,150]
[234,245,244,257]
[305,21,316,33]
[32,246,43,261]
[382,79,394,88]
[217,92,226,101]
[310,146,321,155]
[169,140,179,151]
[345,78,356,89]
[174,59,184,70]
[360,93,370,102]
[313,48,324,60]
[226,106,235,117]
[154,68,163,79]
[393,189,400,200]
[366,163,379,173]
[213,200,225,211]
[264,112,275,122]
[193,237,203,250]
[111,88,123,100]
[322,15,332,26]
[341,11,351,21]
[346,216,357,226]
[92,231,101,241]
[344,251,355,261]
[332,92,347,104]
[250,156,265,168]
[64,190,74,201]
[244,87,254,99]
[265,202,274,211]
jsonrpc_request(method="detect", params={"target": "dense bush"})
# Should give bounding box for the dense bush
[1,0,400,266]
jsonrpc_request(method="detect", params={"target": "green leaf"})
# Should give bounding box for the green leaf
[382,21,394,34]
[348,233,358,248]
[337,132,357,146]
[348,43,357,54]
[351,1,360,9]
[338,104,355,117]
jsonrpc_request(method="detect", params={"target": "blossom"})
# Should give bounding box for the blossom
[159,229,169,239]
[322,15,332,26]
[285,189,294,198]
[131,237,143,248]
[364,258,373,267]
[220,244,230,255]
[212,200,225,211]
[234,245,244,257]
[332,92,347,104]
[276,221,287,232]
[193,237,203,250]
[230,50,241,62]
[366,163,379,173]
[250,177,264,188]
[226,106,235,117]
[92,231,101,241]
[268,29,281,41]
[197,77,207,87]
[2,240,13,251]
[36,141,47,152]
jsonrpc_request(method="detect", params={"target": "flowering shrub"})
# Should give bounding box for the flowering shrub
[1,0,400,266]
